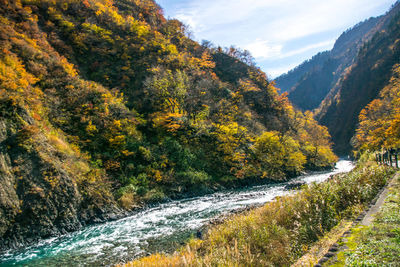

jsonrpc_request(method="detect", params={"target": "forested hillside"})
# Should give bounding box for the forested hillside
[274,51,330,94]
[353,64,400,152]
[275,16,381,110]
[317,4,400,154]
[0,0,337,249]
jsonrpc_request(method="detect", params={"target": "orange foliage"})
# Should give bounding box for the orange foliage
[354,64,400,151]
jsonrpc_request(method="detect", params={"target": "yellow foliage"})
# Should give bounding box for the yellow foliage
[0,52,38,93]
[113,119,122,130]
[253,132,307,177]
[153,170,163,182]
[291,111,337,166]
[86,121,98,136]
[188,51,215,70]
[121,150,134,157]
[239,79,261,92]
[354,64,400,151]
[59,56,78,77]
[152,111,185,132]
[213,122,247,154]
[109,135,126,148]
[82,22,113,43]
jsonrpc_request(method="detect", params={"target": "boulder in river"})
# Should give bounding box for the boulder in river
[284,181,306,190]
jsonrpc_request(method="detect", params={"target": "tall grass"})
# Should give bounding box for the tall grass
[333,173,400,266]
[122,156,395,266]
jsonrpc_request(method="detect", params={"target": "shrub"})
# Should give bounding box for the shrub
[132,173,149,188]
[115,184,137,199]
[143,188,166,203]
[118,192,135,210]
[136,186,147,197]
[176,171,210,187]
[126,158,395,266]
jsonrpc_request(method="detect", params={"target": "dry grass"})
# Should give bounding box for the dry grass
[120,159,394,267]
[118,192,135,210]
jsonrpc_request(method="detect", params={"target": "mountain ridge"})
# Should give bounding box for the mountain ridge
[316,1,400,154]
[275,16,381,111]
[275,1,400,154]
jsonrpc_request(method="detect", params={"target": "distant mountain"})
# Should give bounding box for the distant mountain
[275,16,381,110]
[275,2,400,155]
[274,51,330,94]
[316,2,400,155]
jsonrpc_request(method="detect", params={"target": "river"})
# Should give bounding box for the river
[0,160,354,266]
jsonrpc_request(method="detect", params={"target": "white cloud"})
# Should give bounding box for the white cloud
[173,0,290,31]
[245,38,335,60]
[159,0,396,77]
[175,12,200,31]
[280,39,336,59]
[266,0,386,42]
[168,0,393,42]
[244,39,282,59]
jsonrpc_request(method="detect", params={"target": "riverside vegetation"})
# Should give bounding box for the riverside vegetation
[123,154,395,266]
[332,173,400,266]
[0,0,337,249]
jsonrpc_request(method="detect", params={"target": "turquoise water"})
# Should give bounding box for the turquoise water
[0,160,354,266]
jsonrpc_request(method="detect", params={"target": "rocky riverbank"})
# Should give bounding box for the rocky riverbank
[0,108,122,252]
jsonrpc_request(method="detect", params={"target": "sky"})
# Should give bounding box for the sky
[156,0,397,78]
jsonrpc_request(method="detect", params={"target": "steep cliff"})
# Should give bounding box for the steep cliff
[0,101,120,250]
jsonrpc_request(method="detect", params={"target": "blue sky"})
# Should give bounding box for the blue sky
[156,0,396,78]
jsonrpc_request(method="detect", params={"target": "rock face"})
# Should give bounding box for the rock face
[0,103,118,251]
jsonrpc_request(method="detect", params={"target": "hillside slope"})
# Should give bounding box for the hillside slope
[316,4,400,154]
[351,64,400,152]
[275,16,381,110]
[275,2,400,155]
[0,0,336,250]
